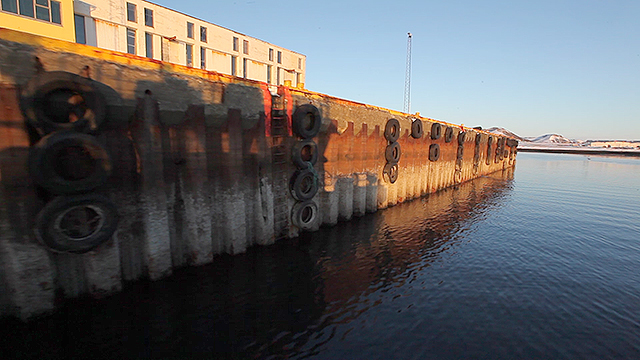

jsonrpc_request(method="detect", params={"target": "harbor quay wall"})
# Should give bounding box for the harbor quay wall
[0,29,517,319]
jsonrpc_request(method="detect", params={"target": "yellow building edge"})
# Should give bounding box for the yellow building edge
[0,0,75,42]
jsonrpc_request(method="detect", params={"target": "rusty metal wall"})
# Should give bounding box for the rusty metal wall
[0,29,517,319]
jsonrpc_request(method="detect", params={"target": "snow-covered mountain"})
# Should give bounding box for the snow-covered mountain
[525,134,576,144]
[485,127,526,141]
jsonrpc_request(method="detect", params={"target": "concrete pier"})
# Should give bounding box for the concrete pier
[0,29,517,319]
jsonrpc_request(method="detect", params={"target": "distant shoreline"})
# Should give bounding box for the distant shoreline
[518,146,640,157]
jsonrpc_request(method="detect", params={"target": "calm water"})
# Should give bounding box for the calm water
[2,152,640,359]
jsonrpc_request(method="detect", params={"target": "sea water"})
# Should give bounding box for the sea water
[2,152,639,359]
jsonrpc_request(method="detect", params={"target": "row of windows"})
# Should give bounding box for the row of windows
[1,0,61,24]
[126,2,152,27]
[120,3,302,69]
[122,29,293,85]
[186,22,207,42]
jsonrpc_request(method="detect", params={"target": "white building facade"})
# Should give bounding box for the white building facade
[73,0,305,87]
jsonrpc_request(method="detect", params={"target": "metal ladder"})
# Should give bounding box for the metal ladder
[270,97,290,239]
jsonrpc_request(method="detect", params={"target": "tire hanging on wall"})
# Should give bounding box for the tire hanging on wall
[290,168,319,201]
[444,126,454,143]
[34,193,119,254]
[291,200,318,230]
[291,139,318,168]
[20,71,107,135]
[385,142,401,163]
[29,131,112,195]
[430,123,442,140]
[429,144,440,162]
[384,119,400,142]
[411,119,423,139]
[458,131,466,145]
[292,104,322,139]
[383,162,399,184]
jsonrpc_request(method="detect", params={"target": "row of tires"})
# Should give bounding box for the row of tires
[289,105,321,230]
[21,71,119,253]
[383,119,401,184]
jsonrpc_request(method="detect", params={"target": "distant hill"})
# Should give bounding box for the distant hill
[485,127,527,141]
[485,127,638,147]
[525,134,576,144]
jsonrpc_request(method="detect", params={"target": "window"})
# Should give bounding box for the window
[4,0,61,23]
[200,26,207,42]
[18,0,33,17]
[127,28,136,54]
[268,48,273,61]
[186,44,193,67]
[35,0,50,21]
[200,47,205,69]
[231,56,236,76]
[298,58,302,69]
[277,51,282,64]
[242,58,247,78]
[74,14,86,44]
[49,0,59,23]
[243,40,249,55]
[187,22,193,38]
[2,0,18,13]
[144,8,152,27]
[127,2,136,22]
[145,32,153,58]
[232,37,238,51]
[267,65,272,84]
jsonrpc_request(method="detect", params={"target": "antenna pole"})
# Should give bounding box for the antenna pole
[403,32,412,114]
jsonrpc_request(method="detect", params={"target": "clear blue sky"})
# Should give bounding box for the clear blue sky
[159,0,639,140]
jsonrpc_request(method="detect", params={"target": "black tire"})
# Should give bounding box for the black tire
[457,146,464,160]
[290,168,319,201]
[444,126,454,143]
[35,194,119,253]
[507,139,519,147]
[429,144,440,162]
[20,71,107,135]
[411,119,423,139]
[29,131,112,195]
[383,162,399,184]
[385,142,401,163]
[475,133,482,145]
[384,119,400,142]
[458,131,466,145]
[292,104,322,139]
[292,140,318,168]
[430,123,442,140]
[291,200,318,230]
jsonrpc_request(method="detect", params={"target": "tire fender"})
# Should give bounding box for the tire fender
[292,140,318,168]
[384,119,401,142]
[29,131,112,195]
[429,144,440,162]
[383,162,399,184]
[430,123,442,140]
[291,200,318,230]
[35,194,119,253]
[444,126,454,143]
[20,71,107,135]
[290,168,319,201]
[292,104,322,139]
[385,142,401,163]
[411,119,423,139]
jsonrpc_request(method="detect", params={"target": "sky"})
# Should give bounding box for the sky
[158,0,639,140]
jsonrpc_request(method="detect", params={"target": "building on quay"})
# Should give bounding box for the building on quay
[1,0,306,87]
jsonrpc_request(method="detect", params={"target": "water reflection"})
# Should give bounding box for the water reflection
[1,168,514,359]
